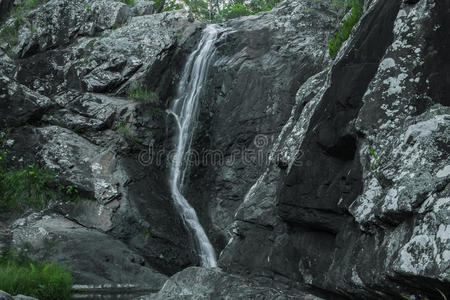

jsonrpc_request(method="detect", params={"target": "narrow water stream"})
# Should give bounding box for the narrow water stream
[167,24,220,268]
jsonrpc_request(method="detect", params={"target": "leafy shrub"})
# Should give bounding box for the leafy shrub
[0,162,58,216]
[154,0,183,12]
[10,0,47,15]
[0,0,48,55]
[0,142,86,217]
[0,249,72,300]
[367,146,381,170]
[184,0,210,21]
[213,0,282,22]
[328,0,364,59]
[0,17,24,48]
[214,4,251,22]
[115,121,132,138]
[247,0,282,13]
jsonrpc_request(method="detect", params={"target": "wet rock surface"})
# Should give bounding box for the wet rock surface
[0,0,448,298]
[184,0,339,252]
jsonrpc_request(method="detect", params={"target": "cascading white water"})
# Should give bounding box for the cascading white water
[167,25,220,268]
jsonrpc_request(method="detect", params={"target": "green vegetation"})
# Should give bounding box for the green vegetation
[212,0,283,22]
[142,231,151,239]
[10,0,47,15]
[0,249,72,300]
[127,88,160,104]
[0,17,24,49]
[115,121,133,138]
[367,146,381,170]
[213,4,251,22]
[126,87,168,118]
[0,0,48,56]
[331,0,352,12]
[328,0,364,59]
[154,0,281,22]
[0,141,86,217]
[116,0,135,6]
[154,0,183,12]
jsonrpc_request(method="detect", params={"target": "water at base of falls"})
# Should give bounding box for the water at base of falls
[167,25,220,268]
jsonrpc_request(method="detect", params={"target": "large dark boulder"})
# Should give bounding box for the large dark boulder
[217,0,450,298]
[146,267,326,300]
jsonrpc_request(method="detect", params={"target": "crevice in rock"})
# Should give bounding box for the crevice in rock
[276,0,402,297]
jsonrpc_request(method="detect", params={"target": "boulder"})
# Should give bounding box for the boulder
[145,267,325,300]
[0,291,13,300]
[10,213,168,287]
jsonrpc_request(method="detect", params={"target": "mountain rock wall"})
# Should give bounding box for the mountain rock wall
[0,0,448,298]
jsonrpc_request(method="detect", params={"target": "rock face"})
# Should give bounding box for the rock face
[0,0,449,299]
[185,0,339,252]
[214,0,450,299]
[0,0,204,284]
[11,213,167,286]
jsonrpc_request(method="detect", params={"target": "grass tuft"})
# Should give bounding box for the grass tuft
[0,0,49,56]
[0,249,72,300]
[328,0,364,59]
[0,140,88,217]
[127,88,160,104]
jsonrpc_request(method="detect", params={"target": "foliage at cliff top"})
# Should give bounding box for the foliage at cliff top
[0,249,72,300]
[328,0,364,58]
[116,0,136,5]
[0,0,49,56]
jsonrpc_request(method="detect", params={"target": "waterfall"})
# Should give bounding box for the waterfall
[167,25,219,268]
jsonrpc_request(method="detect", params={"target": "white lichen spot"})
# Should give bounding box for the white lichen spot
[442,250,450,262]
[397,9,407,18]
[91,162,103,174]
[436,165,450,178]
[351,268,364,286]
[433,197,450,213]
[383,73,408,96]
[379,58,396,71]
[97,204,104,216]
[351,178,381,223]
[436,224,450,243]
[394,17,410,35]
[403,115,448,144]
[382,188,399,212]
[396,234,436,275]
